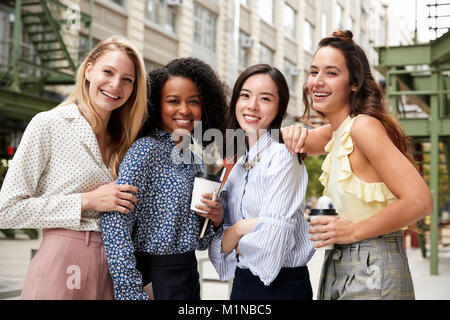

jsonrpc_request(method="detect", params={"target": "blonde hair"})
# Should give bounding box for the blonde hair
[61,35,148,178]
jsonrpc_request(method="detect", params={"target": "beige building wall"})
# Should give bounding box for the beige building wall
[73,0,389,123]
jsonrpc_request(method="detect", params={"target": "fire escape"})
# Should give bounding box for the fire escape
[376,1,450,275]
[0,0,92,124]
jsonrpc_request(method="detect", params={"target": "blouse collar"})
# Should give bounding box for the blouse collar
[246,130,273,162]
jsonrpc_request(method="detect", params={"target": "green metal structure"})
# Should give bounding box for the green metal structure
[0,0,92,124]
[376,28,450,275]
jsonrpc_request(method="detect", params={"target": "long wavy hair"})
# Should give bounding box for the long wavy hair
[302,30,416,167]
[60,35,148,178]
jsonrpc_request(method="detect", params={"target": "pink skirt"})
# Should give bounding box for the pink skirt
[20,228,115,300]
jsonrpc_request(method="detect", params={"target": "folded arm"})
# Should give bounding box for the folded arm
[221,217,257,254]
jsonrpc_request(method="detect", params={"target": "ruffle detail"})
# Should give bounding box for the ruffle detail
[319,116,397,203]
[318,134,336,196]
[339,176,397,203]
[318,152,331,196]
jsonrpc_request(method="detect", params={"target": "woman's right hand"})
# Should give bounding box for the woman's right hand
[221,218,257,254]
[81,181,139,214]
[281,124,309,155]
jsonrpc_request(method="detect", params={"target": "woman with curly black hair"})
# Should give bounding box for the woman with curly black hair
[101,57,229,300]
[140,57,228,141]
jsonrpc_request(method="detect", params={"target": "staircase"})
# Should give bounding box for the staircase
[15,0,91,88]
[376,27,450,274]
[0,0,91,122]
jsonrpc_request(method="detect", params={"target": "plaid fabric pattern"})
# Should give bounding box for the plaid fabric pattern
[317,231,415,300]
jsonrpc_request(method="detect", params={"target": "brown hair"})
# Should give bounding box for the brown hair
[302,30,416,167]
[302,30,420,233]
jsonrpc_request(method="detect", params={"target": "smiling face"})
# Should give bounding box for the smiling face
[235,73,279,138]
[160,76,202,135]
[85,50,135,119]
[306,46,355,117]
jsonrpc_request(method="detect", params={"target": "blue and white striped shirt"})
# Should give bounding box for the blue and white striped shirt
[208,132,315,286]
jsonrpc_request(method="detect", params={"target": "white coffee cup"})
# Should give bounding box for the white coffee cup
[190,172,221,214]
[309,209,337,250]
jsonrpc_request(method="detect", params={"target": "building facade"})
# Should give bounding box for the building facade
[0,0,394,132]
[71,0,391,123]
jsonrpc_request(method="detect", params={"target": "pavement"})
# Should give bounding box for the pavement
[1,231,449,300]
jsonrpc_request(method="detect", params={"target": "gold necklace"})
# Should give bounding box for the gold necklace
[242,141,272,171]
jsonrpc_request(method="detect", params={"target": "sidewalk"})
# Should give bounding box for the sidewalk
[1,233,449,300]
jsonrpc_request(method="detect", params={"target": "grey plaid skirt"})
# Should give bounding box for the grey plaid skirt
[317,231,415,300]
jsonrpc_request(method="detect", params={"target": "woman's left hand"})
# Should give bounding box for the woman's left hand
[309,216,359,248]
[195,193,224,229]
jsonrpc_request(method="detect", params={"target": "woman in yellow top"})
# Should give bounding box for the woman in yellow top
[287,30,432,300]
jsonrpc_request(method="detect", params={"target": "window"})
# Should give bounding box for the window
[379,16,386,45]
[304,21,315,53]
[78,35,99,61]
[284,59,298,94]
[259,43,274,65]
[108,0,124,6]
[145,60,162,72]
[259,0,274,25]
[360,30,366,48]
[283,4,296,40]
[321,13,327,38]
[239,31,250,69]
[348,16,355,31]
[193,4,217,52]
[0,11,11,71]
[145,0,178,34]
[336,4,343,29]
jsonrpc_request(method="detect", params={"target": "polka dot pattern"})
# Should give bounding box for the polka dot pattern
[0,104,113,231]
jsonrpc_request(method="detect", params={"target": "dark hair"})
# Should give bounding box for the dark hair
[226,64,304,162]
[139,57,229,148]
[302,30,416,166]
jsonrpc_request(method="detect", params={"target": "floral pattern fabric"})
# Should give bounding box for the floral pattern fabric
[101,130,215,300]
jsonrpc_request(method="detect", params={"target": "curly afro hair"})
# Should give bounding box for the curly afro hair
[139,57,229,148]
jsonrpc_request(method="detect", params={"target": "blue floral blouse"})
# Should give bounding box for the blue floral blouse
[101,130,216,300]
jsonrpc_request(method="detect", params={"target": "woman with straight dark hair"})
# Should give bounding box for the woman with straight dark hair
[285,30,432,300]
[208,64,315,300]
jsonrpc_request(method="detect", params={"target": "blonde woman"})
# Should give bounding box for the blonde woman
[0,35,148,300]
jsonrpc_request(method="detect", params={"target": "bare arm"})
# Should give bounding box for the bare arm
[350,116,432,240]
[282,124,333,155]
[309,116,432,246]
[221,218,257,254]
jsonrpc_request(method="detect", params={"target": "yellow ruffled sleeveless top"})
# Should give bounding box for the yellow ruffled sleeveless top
[318,115,397,223]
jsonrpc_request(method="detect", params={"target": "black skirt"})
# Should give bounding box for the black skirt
[230,266,313,300]
[134,251,200,300]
